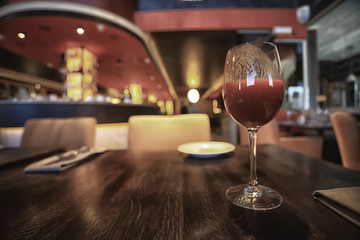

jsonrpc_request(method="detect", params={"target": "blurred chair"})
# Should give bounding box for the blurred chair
[330,112,360,171]
[0,127,24,147]
[239,118,323,159]
[21,117,97,151]
[275,109,301,122]
[275,109,302,135]
[95,123,129,150]
[128,114,211,151]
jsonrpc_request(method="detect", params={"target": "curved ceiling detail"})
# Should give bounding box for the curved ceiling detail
[0,1,178,100]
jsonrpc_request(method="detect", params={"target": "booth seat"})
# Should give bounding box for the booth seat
[0,123,129,150]
[239,118,324,159]
[21,117,97,151]
[0,127,24,147]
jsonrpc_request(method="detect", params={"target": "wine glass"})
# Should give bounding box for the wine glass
[223,41,285,210]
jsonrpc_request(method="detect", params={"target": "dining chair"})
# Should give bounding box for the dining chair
[95,123,129,150]
[21,117,97,151]
[330,111,360,171]
[239,118,324,159]
[128,113,211,151]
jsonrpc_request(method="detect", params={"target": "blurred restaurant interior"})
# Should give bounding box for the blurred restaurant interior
[2,1,360,238]
[0,0,360,165]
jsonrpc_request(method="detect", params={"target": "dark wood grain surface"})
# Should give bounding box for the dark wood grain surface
[0,147,63,168]
[1,145,360,239]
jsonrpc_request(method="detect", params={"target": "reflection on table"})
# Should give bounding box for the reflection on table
[0,146,360,239]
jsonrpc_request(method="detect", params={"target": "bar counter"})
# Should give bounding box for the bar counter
[0,145,360,239]
[0,101,160,127]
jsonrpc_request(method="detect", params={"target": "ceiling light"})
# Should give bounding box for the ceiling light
[296,5,310,24]
[346,73,357,82]
[150,76,155,81]
[144,58,151,64]
[187,76,199,88]
[76,27,85,35]
[17,32,26,39]
[187,89,200,104]
[96,23,105,32]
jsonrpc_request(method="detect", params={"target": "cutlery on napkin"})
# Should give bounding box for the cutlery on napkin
[313,186,360,227]
[24,147,106,173]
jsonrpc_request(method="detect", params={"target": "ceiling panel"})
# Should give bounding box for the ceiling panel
[309,0,360,61]
[0,1,176,101]
[150,31,237,98]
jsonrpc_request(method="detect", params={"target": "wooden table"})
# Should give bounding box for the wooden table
[0,147,63,168]
[1,145,360,239]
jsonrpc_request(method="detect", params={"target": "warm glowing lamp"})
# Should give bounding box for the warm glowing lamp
[148,94,157,103]
[165,100,174,115]
[83,88,93,101]
[64,47,98,101]
[187,71,199,88]
[82,49,94,72]
[157,100,165,114]
[129,83,143,104]
[66,48,82,72]
[212,99,222,114]
[110,98,120,104]
[187,89,200,104]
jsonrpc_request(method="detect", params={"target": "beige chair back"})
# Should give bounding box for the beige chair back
[21,117,97,151]
[128,114,211,151]
[330,112,360,171]
[239,119,279,145]
[239,118,323,159]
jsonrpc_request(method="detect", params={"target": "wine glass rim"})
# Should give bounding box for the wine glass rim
[230,41,278,54]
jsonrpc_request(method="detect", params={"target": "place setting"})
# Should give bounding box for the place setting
[23,146,106,173]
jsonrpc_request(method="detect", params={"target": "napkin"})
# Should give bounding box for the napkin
[313,186,360,227]
[24,148,106,173]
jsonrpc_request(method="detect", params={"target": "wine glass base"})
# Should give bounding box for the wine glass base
[226,184,283,210]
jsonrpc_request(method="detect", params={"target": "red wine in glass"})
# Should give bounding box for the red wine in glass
[224,78,284,129]
[223,42,285,210]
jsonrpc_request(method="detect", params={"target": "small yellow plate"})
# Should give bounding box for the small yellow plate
[177,141,235,157]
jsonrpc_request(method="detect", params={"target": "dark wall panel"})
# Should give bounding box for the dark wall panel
[0,102,160,127]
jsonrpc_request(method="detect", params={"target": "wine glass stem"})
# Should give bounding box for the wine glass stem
[248,129,258,187]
